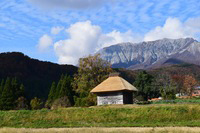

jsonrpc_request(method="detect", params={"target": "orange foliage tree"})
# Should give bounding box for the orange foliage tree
[183,75,197,97]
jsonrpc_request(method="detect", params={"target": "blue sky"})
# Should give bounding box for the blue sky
[0,0,200,65]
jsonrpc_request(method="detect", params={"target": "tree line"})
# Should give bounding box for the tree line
[134,71,198,101]
[0,77,25,110]
[0,54,199,110]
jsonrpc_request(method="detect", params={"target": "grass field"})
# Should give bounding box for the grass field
[152,98,200,104]
[0,104,200,128]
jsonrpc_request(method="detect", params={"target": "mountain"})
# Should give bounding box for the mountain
[0,52,77,100]
[98,38,200,70]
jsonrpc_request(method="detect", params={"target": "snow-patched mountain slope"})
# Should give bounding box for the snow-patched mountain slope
[97,38,200,69]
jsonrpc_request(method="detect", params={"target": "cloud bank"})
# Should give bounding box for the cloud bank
[144,17,200,41]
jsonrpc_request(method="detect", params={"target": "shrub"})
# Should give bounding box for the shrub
[51,96,71,109]
[136,101,151,105]
[30,97,43,110]
[15,96,28,110]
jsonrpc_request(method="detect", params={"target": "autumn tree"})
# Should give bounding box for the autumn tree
[183,75,197,97]
[73,54,113,106]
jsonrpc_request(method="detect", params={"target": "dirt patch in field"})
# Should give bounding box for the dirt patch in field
[0,127,200,133]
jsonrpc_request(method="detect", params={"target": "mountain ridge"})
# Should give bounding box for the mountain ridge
[98,38,200,69]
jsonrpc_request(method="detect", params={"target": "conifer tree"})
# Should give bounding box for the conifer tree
[48,82,56,101]
[0,77,15,110]
[59,75,71,97]
[0,79,4,110]
[18,84,25,97]
[0,79,4,97]
[59,74,74,104]
[47,74,75,108]
[11,77,18,100]
[55,74,64,99]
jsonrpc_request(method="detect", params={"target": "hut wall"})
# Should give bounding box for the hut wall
[97,92,123,105]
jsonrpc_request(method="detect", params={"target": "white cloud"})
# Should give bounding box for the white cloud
[28,0,107,9]
[54,21,101,65]
[51,26,64,35]
[98,30,142,48]
[53,21,139,65]
[37,34,53,52]
[144,17,200,41]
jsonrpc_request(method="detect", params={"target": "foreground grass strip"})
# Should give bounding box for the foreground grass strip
[0,104,200,128]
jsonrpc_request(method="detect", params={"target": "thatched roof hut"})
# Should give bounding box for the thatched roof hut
[91,75,137,93]
[90,73,138,105]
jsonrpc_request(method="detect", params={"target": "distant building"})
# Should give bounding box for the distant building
[176,86,200,98]
[192,86,200,96]
[90,73,138,105]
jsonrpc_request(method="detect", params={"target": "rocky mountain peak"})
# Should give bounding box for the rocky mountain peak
[97,38,200,69]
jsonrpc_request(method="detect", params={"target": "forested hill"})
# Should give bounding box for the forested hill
[115,63,200,85]
[0,52,78,100]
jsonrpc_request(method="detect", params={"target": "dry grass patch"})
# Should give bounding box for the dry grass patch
[1,127,200,133]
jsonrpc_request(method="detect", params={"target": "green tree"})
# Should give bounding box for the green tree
[30,97,43,110]
[134,71,155,101]
[0,77,15,110]
[46,74,75,108]
[18,84,25,97]
[0,79,4,97]
[73,54,113,106]
[46,82,56,108]
[55,74,64,99]
[157,74,176,100]
[10,78,25,100]
[48,82,56,102]
[59,74,74,104]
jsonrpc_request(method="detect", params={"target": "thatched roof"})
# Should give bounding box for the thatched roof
[90,76,138,93]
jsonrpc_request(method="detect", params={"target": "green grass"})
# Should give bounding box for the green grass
[152,99,200,104]
[0,104,200,128]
